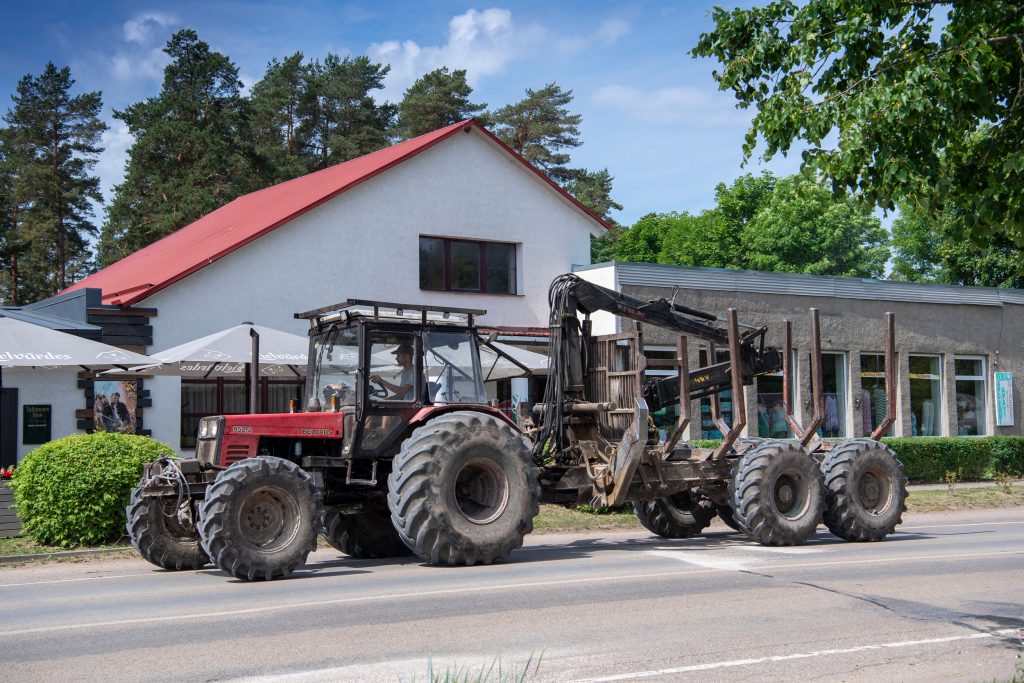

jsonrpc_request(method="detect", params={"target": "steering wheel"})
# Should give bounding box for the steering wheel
[369,378,389,399]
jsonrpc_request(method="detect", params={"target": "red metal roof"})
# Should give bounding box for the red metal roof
[64,119,609,306]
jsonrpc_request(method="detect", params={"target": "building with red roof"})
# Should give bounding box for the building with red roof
[57,119,607,450]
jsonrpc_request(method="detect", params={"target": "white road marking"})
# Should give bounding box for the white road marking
[0,572,158,589]
[0,549,1019,637]
[571,627,1023,682]
[898,520,1024,530]
[647,550,751,571]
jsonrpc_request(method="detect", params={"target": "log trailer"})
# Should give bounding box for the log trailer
[127,274,906,580]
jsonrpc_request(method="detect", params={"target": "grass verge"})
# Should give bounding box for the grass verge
[904,486,1024,513]
[0,536,131,558]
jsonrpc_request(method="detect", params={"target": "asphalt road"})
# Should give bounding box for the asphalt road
[1,508,1022,682]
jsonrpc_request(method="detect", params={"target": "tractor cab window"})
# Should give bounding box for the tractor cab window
[368,332,419,402]
[425,331,487,404]
[311,325,359,407]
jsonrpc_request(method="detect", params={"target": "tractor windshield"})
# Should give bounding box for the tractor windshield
[310,324,359,407]
[424,331,487,404]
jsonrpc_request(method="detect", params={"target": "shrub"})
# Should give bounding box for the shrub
[880,437,991,482]
[988,437,1024,477]
[8,433,173,547]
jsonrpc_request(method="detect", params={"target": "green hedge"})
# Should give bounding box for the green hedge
[685,436,1024,483]
[8,433,174,547]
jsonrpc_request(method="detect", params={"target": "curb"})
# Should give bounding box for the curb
[0,546,134,565]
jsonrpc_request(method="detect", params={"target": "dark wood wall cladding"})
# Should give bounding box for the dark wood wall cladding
[87,306,156,351]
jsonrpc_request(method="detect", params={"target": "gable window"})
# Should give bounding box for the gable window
[419,236,517,294]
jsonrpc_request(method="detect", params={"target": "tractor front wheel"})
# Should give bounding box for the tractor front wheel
[198,457,322,580]
[387,411,539,565]
[126,486,209,570]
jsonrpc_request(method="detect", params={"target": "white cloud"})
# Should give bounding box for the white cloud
[595,18,630,45]
[592,84,744,125]
[123,13,177,44]
[368,8,538,101]
[95,120,135,203]
[107,13,178,83]
[110,47,170,82]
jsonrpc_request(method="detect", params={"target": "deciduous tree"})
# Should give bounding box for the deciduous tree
[693,1,1024,243]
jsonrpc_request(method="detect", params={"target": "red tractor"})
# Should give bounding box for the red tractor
[128,299,538,580]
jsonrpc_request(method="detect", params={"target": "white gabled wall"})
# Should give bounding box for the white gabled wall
[141,128,604,450]
[575,264,621,335]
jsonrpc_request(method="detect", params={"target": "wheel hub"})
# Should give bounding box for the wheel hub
[773,471,809,519]
[453,458,510,525]
[238,486,300,550]
[858,468,892,513]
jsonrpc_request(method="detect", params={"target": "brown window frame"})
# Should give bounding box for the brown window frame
[419,236,517,295]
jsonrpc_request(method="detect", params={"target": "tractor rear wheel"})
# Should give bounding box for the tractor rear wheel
[387,411,539,565]
[729,440,824,546]
[634,490,715,538]
[325,507,413,559]
[821,439,907,541]
[126,486,209,570]
[198,457,322,580]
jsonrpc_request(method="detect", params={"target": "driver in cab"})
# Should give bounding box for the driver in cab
[370,343,415,400]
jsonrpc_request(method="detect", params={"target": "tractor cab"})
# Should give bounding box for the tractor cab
[298,299,530,456]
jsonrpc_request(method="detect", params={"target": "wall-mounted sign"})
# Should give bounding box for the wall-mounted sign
[994,372,1014,427]
[22,404,51,444]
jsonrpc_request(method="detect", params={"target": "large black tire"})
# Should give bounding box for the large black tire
[198,457,323,581]
[714,503,743,532]
[821,439,907,541]
[324,506,413,559]
[387,411,540,565]
[729,440,824,546]
[126,486,209,570]
[634,490,716,538]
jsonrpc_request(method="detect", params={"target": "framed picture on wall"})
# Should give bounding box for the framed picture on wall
[93,380,138,434]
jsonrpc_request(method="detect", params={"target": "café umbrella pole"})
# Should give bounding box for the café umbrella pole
[249,326,260,414]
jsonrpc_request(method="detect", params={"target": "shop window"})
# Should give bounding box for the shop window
[181,378,304,448]
[859,353,893,436]
[811,352,847,438]
[909,355,942,436]
[955,356,987,436]
[756,359,793,438]
[419,236,517,294]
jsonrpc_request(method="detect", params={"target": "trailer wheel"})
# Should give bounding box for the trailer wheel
[714,503,743,532]
[387,411,539,565]
[126,486,209,570]
[325,508,413,559]
[198,457,322,581]
[821,439,907,541]
[634,490,715,538]
[730,440,824,546]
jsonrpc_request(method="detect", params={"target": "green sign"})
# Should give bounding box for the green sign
[22,404,51,444]
[994,372,1014,427]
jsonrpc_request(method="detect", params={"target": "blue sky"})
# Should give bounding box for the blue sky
[0,0,806,226]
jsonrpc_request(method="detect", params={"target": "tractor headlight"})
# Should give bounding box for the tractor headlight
[198,418,220,439]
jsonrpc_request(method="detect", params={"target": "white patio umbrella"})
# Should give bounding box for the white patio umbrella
[126,323,309,379]
[0,316,161,451]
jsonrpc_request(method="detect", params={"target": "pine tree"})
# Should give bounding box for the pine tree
[298,54,395,170]
[100,30,252,266]
[249,52,309,184]
[395,67,487,139]
[1,63,105,301]
[490,83,582,183]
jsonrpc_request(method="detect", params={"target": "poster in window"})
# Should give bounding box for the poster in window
[994,372,1014,427]
[93,380,138,434]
